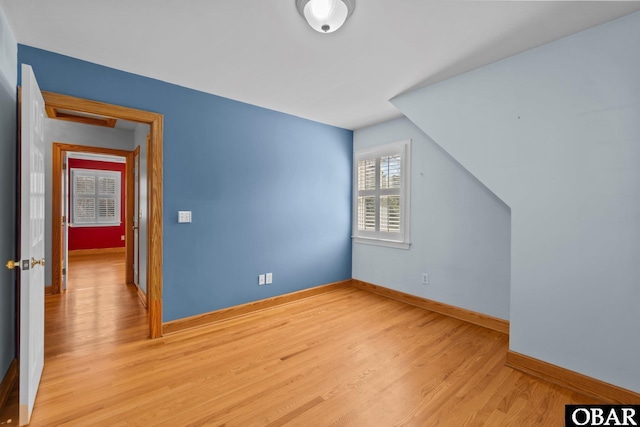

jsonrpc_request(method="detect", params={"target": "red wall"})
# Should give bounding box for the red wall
[68,159,126,250]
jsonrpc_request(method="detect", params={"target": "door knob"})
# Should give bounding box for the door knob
[31,257,45,268]
[5,260,20,270]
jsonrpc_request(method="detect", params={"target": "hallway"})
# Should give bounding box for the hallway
[45,252,147,359]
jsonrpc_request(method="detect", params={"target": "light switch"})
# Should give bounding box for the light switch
[178,211,192,223]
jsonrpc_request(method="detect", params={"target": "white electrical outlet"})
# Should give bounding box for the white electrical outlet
[259,274,266,285]
[266,273,273,284]
[422,273,429,285]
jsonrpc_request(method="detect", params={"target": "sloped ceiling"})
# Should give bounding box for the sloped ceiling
[2,1,639,130]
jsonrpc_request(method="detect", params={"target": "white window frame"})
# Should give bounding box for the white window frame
[71,168,121,227]
[352,139,411,249]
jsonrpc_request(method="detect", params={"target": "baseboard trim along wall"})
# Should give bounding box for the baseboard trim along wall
[68,247,126,257]
[0,359,17,411]
[351,279,510,334]
[506,351,640,404]
[163,280,352,335]
[135,284,147,309]
[161,277,639,403]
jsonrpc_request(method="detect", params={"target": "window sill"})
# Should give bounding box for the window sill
[71,223,121,228]
[352,236,410,250]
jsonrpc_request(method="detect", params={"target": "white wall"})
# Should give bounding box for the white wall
[134,123,149,295]
[0,5,16,89]
[353,117,511,320]
[45,120,135,285]
[392,12,640,392]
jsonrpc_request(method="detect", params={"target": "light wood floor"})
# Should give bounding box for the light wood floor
[5,253,600,426]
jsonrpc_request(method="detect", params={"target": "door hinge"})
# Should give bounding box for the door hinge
[62,215,66,224]
[63,163,67,170]
[62,268,66,276]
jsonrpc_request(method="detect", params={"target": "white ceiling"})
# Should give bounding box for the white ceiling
[2,1,640,130]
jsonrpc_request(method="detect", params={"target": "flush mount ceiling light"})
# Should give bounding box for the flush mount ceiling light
[296,0,356,34]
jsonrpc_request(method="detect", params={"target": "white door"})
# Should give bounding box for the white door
[62,152,68,290]
[19,64,46,426]
[133,148,140,286]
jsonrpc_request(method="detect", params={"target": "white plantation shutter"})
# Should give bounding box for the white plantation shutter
[99,176,117,195]
[72,169,121,226]
[358,159,376,191]
[97,176,118,223]
[74,197,96,223]
[380,155,401,190]
[98,198,117,222]
[357,158,377,232]
[75,175,95,195]
[357,196,376,231]
[353,140,411,249]
[380,195,400,232]
[73,174,97,223]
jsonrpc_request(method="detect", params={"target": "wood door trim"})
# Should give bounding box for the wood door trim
[46,91,163,338]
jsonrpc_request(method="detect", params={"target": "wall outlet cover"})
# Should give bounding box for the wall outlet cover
[178,211,192,223]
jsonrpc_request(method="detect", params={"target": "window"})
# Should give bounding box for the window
[71,169,121,226]
[353,139,411,249]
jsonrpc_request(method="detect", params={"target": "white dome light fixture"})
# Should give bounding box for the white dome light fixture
[296,0,356,34]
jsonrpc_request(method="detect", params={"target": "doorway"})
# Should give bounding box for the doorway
[44,91,163,338]
[53,145,134,293]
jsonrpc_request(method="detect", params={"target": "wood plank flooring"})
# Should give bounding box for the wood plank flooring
[7,253,601,426]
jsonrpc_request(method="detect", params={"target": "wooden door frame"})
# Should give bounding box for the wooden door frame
[53,143,134,282]
[45,91,163,338]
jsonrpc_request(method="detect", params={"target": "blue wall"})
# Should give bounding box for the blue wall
[19,45,353,322]
[0,5,17,382]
